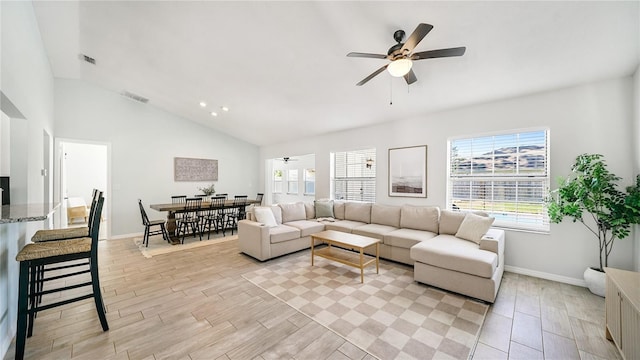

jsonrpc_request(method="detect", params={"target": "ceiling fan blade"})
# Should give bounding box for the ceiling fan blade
[356,64,388,86]
[404,69,417,85]
[401,23,433,53]
[347,52,387,59]
[411,47,466,60]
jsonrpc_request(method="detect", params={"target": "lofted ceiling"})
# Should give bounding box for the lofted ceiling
[32,1,639,146]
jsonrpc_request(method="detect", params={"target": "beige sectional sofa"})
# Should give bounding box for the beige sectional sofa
[238,201,505,302]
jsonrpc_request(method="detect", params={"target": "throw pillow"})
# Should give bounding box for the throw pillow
[279,202,306,223]
[253,207,278,227]
[455,213,495,244]
[315,200,334,218]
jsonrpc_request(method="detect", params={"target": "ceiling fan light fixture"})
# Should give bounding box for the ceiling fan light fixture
[387,58,412,77]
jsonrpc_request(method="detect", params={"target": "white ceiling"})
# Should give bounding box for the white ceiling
[33,1,639,146]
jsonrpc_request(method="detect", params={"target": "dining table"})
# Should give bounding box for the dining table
[150,198,261,242]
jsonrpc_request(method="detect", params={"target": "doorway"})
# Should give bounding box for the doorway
[55,139,110,239]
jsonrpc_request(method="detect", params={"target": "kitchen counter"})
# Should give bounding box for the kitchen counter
[0,203,59,224]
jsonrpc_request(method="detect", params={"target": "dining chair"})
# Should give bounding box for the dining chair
[171,195,187,203]
[171,195,187,225]
[217,193,228,200]
[14,193,108,360]
[200,196,226,239]
[256,193,264,205]
[138,199,170,247]
[176,197,202,243]
[222,195,247,235]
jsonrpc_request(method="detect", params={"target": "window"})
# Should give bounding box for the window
[447,129,549,232]
[287,169,299,194]
[273,169,283,193]
[332,148,376,202]
[304,168,315,195]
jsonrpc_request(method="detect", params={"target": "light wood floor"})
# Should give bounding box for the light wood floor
[4,236,620,360]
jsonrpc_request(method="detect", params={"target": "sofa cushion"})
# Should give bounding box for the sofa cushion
[353,224,398,241]
[410,234,497,278]
[455,213,495,244]
[270,205,283,224]
[315,200,334,218]
[400,205,439,233]
[345,202,372,223]
[254,207,278,227]
[333,200,346,220]
[324,220,366,233]
[285,220,325,237]
[371,204,401,228]
[304,202,315,219]
[439,210,489,235]
[269,224,301,244]
[279,202,307,223]
[384,228,437,249]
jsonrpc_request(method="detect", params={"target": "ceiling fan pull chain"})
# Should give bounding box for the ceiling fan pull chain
[389,77,393,105]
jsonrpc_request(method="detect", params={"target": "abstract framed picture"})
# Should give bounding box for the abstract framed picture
[388,145,427,197]
[174,157,218,182]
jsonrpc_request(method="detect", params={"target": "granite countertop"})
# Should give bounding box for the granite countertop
[0,203,59,224]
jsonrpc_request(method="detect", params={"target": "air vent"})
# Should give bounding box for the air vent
[121,91,149,104]
[79,53,96,65]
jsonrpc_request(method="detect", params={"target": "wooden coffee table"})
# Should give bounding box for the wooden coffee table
[310,230,380,283]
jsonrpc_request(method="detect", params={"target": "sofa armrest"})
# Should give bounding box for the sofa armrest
[238,220,272,261]
[479,228,505,256]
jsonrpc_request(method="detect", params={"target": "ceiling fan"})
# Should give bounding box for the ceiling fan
[347,23,466,86]
[276,157,298,164]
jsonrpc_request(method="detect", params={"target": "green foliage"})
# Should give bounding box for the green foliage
[198,183,216,196]
[547,154,640,271]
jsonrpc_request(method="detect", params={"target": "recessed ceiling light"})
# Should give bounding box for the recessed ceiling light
[199,101,207,107]
[210,111,218,117]
[221,106,229,112]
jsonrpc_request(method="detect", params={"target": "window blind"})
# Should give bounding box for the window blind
[448,129,550,232]
[287,169,299,194]
[333,148,376,202]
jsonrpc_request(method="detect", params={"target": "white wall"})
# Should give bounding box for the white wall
[0,1,55,358]
[53,79,260,236]
[633,64,640,272]
[260,76,637,283]
[0,113,9,176]
[62,142,108,208]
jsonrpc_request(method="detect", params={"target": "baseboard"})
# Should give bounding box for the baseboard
[505,265,587,287]
[109,232,142,240]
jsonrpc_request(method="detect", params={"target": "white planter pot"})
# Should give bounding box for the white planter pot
[584,267,606,297]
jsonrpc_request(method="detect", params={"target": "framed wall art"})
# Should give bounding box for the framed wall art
[174,157,218,182]
[388,145,427,197]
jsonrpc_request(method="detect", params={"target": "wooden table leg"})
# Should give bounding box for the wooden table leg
[360,248,364,283]
[376,243,379,274]
[311,236,315,266]
[166,211,180,244]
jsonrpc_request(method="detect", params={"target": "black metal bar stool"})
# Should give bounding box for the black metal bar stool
[14,194,108,360]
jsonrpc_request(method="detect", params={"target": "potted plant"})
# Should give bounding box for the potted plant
[198,183,216,196]
[547,153,640,296]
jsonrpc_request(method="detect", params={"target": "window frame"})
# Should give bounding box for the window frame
[446,128,550,232]
[287,169,299,195]
[303,168,315,196]
[272,169,283,194]
[331,148,376,202]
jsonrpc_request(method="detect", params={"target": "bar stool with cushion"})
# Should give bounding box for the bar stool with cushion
[176,197,202,243]
[30,189,99,242]
[138,199,170,246]
[14,194,107,360]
